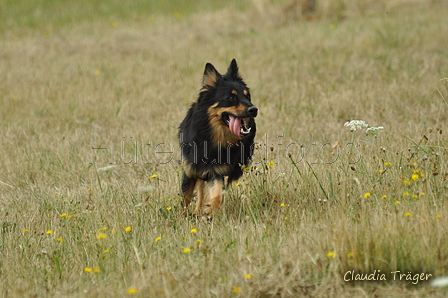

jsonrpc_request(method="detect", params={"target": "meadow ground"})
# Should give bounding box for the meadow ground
[1,0,448,297]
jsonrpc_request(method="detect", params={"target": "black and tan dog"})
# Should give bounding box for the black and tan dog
[179,59,258,220]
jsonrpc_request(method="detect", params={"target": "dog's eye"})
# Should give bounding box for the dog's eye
[228,96,234,101]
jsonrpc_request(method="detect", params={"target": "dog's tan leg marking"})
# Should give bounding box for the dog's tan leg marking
[193,180,205,215]
[202,179,223,221]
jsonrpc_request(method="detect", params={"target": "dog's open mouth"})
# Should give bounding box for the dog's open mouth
[222,114,252,138]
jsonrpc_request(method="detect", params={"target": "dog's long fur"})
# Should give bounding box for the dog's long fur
[179,59,258,220]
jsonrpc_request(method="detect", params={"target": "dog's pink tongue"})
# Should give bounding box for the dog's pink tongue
[228,115,241,138]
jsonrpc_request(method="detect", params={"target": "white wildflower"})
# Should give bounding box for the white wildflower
[344,120,369,131]
[344,120,384,136]
[366,126,384,136]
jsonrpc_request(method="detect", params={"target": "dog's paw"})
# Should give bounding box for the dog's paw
[201,215,213,222]
[201,207,213,222]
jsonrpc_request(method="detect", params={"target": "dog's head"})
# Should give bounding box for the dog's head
[200,59,257,144]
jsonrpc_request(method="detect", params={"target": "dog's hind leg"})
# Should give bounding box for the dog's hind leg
[202,178,224,221]
[181,173,196,213]
[193,179,205,216]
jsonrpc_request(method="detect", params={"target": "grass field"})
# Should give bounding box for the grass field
[1,0,448,297]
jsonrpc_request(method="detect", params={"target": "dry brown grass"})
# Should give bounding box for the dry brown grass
[1,0,448,297]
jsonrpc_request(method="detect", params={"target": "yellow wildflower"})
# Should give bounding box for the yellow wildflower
[404,212,412,217]
[125,226,131,232]
[190,229,197,233]
[268,161,275,167]
[245,274,251,279]
[84,267,92,272]
[327,251,335,258]
[183,248,191,253]
[46,230,53,234]
[154,236,161,242]
[363,193,371,199]
[233,286,241,294]
[97,233,107,239]
[127,287,138,294]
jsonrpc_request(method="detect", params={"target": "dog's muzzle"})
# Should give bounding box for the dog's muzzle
[225,106,257,138]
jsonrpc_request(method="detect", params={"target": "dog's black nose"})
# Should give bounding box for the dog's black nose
[247,106,258,117]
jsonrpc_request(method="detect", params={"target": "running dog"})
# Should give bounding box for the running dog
[179,59,258,220]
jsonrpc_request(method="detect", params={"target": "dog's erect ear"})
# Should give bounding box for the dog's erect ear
[202,63,221,90]
[223,59,242,81]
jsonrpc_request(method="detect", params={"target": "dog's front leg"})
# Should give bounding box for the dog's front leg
[180,173,196,215]
[202,177,224,221]
[193,179,205,216]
